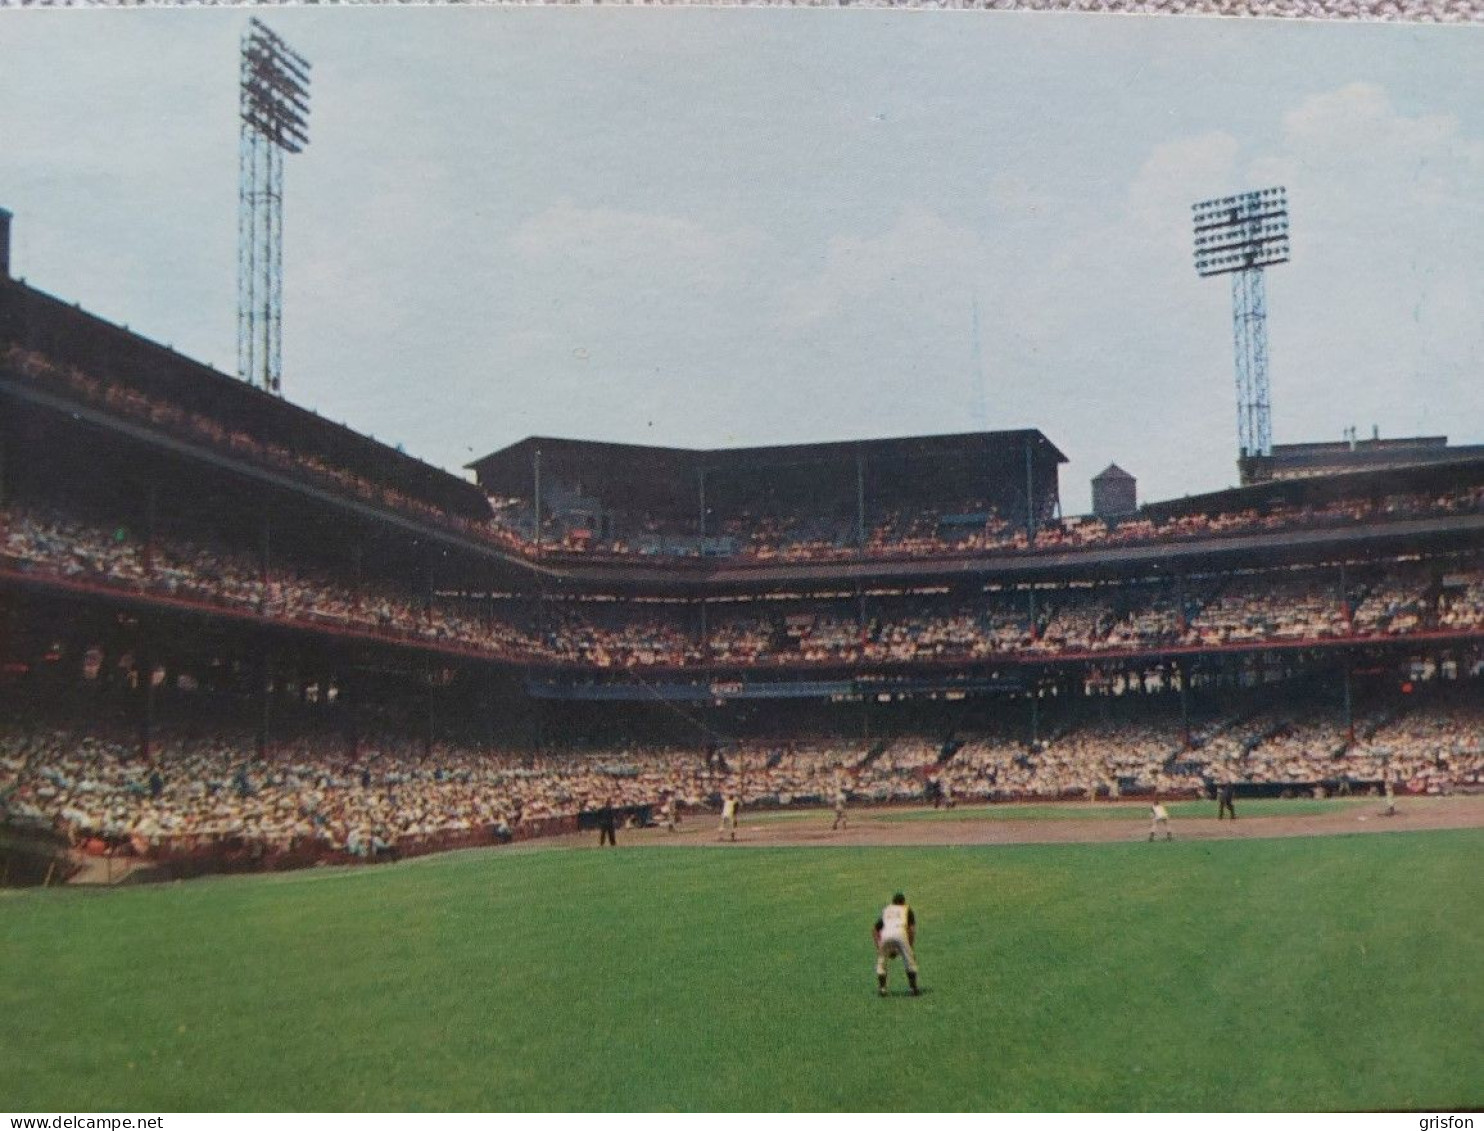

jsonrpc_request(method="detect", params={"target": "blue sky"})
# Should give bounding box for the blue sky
[2,9,1482,513]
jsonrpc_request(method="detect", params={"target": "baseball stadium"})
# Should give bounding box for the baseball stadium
[5,9,1484,1114]
[1,197,1481,1110]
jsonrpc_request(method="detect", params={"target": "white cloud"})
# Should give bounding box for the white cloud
[778,208,986,330]
[1279,82,1468,174]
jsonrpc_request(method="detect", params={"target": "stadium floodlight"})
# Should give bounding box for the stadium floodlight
[1192,187,1290,277]
[238,18,312,397]
[1192,186,1290,466]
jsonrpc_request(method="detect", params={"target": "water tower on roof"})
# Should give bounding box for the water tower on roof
[1091,463,1137,520]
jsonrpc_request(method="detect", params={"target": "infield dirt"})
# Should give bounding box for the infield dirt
[578,794,1484,850]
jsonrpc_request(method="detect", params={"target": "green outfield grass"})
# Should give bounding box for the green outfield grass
[3,829,1481,1111]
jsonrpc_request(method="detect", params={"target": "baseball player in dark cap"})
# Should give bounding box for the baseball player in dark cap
[873,892,920,997]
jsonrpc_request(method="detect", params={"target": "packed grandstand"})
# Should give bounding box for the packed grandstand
[2,247,1482,879]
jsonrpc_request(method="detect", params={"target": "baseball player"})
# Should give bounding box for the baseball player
[1217,782,1237,820]
[1148,798,1172,841]
[718,792,738,841]
[873,892,920,997]
[832,784,849,830]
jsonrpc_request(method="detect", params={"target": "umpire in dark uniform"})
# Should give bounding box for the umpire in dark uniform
[598,798,619,846]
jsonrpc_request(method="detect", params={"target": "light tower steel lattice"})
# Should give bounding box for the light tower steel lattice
[1192,187,1290,470]
[238,18,311,396]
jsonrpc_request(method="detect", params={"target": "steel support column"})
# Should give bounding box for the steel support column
[1231,267,1272,459]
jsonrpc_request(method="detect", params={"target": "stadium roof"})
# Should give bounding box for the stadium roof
[1141,453,1484,522]
[468,431,1067,512]
[0,277,490,519]
[1260,435,1484,480]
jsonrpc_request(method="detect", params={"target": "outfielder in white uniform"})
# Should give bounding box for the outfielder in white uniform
[832,786,848,830]
[873,892,920,997]
[718,794,738,841]
[1148,799,1172,841]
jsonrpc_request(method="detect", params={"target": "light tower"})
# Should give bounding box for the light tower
[1192,187,1289,482]
[238,18,311,396]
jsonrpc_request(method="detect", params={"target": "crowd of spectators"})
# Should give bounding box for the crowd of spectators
[1439,572,1484,631]
[1344,703,1484,793]
[486,484,1484,565]
[0,722,525,860]
[1,504,547,661]
[5,502,1482,671]
[5,693,1480,871]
